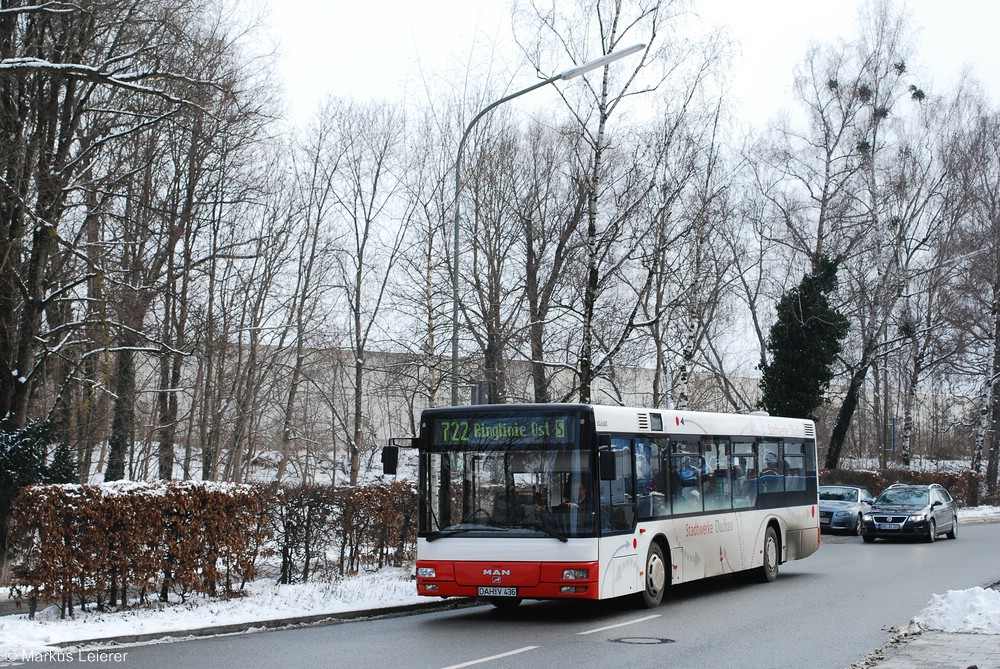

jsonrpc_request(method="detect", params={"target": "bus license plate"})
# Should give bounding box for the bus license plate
[478,587,517,597]
[877,523,900,530]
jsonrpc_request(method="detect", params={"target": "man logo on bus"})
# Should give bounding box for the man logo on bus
[484,569,511,576]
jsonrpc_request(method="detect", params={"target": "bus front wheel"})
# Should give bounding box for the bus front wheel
[640,543,667,608]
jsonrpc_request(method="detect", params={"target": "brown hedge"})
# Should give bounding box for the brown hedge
[273,480,417,583]
[819,468,984,506]
[7,480,418,618]
[7,481,274,619]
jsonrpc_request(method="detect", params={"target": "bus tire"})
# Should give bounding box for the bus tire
[640,543,667,608]
[756,526,779,583]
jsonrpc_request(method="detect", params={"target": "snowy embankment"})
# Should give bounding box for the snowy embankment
[1,506,999,655]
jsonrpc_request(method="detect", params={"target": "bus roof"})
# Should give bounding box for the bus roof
[420,404,815,440]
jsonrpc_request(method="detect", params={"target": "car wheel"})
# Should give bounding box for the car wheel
[853,514,863,536]
[946,514,958,540]
[755,526,779,583]
[640,543,667,608]
[925,518,936,543]
[862,533,876,543]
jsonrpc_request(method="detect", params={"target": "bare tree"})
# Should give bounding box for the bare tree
[392,107,456,416]
[515,0,724,402]
[0,0,239,436]
[754,1,953,468]
[273,109,345,483]
[514,123,587,402]
[962,106,1000,492]
[324,100,409,486]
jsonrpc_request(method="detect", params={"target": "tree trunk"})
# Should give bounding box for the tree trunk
[106,341,137,481]
[825,365,868,470]
[986,282,1000,492]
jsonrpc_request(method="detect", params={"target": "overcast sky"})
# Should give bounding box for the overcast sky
[263,0,1000,128]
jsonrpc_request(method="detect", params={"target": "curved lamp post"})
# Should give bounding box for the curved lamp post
[450,43,646,405]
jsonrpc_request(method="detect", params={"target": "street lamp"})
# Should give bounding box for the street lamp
[450,43,646,405]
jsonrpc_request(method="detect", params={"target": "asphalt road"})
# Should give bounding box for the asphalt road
[25,521,1000,669]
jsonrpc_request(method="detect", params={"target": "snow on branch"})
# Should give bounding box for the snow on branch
[0,57,225,110]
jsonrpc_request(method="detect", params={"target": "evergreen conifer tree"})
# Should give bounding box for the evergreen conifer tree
[759,255,849,419]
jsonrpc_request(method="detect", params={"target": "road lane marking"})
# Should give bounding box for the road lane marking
[440,646,538,669]
[577,614,661,635]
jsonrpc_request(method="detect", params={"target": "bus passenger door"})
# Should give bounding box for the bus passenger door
[599,439,639,598]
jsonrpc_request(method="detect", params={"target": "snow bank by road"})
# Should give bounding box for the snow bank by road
[914,587,1000,634]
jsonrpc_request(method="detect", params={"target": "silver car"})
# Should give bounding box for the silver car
[819,485,873,535]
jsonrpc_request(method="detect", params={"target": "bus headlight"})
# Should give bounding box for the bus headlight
[563,569,588,580]
[416,566,436,578]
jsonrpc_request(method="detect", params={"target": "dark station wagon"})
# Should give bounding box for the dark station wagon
[861,483,958,543]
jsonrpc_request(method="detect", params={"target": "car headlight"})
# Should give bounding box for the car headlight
[909,513,926,523]
[862,514,872,522]
[834,510,853,517]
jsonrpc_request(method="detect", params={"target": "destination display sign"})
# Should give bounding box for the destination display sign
[429,414,574,447]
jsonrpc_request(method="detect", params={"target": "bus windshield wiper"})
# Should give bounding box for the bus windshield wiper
[526,521,568,543]
[426,522,497,542]
[426,527,476,542]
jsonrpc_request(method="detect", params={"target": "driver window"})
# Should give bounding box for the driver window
[756,439,784,494]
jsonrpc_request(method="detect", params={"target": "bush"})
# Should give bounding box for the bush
[7,481,274,619]
[274,480,417,583]
[821,468,983,506]
[6,479,418,618]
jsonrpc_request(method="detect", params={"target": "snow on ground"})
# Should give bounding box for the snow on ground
[1,507,999,656]
[0,567,424,656]
[914,587,1000,634]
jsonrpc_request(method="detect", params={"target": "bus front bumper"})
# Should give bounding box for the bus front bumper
[415,560,600,600]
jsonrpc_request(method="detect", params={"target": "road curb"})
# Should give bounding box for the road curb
[48,598,481,649]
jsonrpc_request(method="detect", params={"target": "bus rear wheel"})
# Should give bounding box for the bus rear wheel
[640,543,667,608]
[755,526,779,583]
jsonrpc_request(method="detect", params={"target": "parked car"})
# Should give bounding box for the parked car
[819,484,873,535]
[861,483,958,543]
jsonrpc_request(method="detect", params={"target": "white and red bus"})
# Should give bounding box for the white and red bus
[382,403,820,608]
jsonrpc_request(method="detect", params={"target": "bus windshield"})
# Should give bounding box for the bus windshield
[421,410,597,539]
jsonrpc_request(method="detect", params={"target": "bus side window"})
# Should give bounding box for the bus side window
[670,452,703,514]
[704,438,732,512]
[731,442,755,509]
[783,441,807,491]
[757,440,784,494]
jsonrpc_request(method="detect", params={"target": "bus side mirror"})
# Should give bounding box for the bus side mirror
[382,437,418,475]
[381,446,399,475]
[598,448,617,481]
